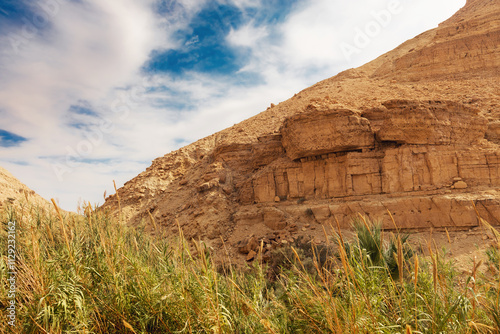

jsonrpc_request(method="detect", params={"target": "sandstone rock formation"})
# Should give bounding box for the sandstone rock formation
[102,0,500,261]
[281,107,374,160]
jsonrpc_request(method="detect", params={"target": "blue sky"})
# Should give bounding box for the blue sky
[0,0,465,210]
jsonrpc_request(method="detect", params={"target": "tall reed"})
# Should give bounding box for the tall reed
[1,204,499,333]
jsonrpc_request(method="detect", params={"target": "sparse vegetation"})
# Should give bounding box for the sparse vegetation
[486,245,500,271]
[2,202,500,333]
[338,217,414,279]
[296,197,306,204]
[304,208,314,217]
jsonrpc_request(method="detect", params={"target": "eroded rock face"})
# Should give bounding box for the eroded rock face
[281,107,374,161]
[252,145,500,202]
[371,0,500,81]
[363,100,487,145]
[252,100,493,204]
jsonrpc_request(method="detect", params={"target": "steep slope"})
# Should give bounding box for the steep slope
[366,0,500,81]
[102,0,500,261]
[0,166,52,210]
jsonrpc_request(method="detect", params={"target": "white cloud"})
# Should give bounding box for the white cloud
[272,0,466,70]
[227,22,268,48]
[227,0,262,10]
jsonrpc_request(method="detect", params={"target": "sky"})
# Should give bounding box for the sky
[0,0,466,211]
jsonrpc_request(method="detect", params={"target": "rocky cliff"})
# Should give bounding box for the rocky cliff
[102,0,500,261]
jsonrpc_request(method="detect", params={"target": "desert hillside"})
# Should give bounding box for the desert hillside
[102,0,500,262]
[0,166,52,210]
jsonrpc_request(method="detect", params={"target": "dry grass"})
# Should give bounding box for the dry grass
[1,201,500,333]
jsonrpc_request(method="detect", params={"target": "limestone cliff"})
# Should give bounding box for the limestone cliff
[102,0,500,260]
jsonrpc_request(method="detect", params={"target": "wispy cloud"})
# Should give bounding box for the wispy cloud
[0,0,465,210]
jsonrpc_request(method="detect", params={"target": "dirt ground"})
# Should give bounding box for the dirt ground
[410,226,498,276]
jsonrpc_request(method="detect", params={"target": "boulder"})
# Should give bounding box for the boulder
[362,100,487,145]
[281,107,375,161]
